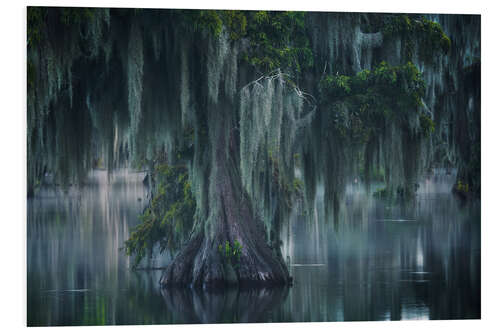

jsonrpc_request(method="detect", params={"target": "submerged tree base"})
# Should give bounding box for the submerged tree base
[159,231,292,289]
[132,213,291,288]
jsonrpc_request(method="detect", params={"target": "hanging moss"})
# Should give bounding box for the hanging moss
[318,61,434,199]
[455,59,481,197]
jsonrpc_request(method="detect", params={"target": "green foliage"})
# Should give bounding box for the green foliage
[293,178,304,194]
[221,11,248,40]
[28,7,95,46]
[419,113,435,136]
[320,75,352,98]
[243,11,313,74]
[182,10,224,36]
[374,184,417,200]
[181,9,249,40]
[60,7,94,26]
[182,10,313,76]
[319,61,432,142]
[124,164,195,268]
[373,187,389,198]
[382,14,451,63]
[218,240,243,268]
[455,179,470,193]
[27,7,47,47]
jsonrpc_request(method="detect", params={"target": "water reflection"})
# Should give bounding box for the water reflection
[27,170,480,325]
[279,170,480,321]
[161,287,289,324]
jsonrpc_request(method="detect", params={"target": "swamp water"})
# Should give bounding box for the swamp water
[27,170,480,325]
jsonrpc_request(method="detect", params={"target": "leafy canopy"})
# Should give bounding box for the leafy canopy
[182,10,313,75]
[382,14,451,63]
[319,61,433,142]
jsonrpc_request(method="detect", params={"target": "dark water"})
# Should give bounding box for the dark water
[27,170,480,326]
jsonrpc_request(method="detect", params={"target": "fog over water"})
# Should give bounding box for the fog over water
[27,169,480,325]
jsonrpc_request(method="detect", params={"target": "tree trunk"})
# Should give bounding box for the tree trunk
[160,98,291,288]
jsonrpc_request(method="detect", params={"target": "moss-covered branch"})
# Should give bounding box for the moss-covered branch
[124,164,195,268]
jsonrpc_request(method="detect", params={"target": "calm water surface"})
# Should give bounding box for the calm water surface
[27,170,480,325]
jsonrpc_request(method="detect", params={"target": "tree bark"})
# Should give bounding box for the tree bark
[160,98,291,288]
